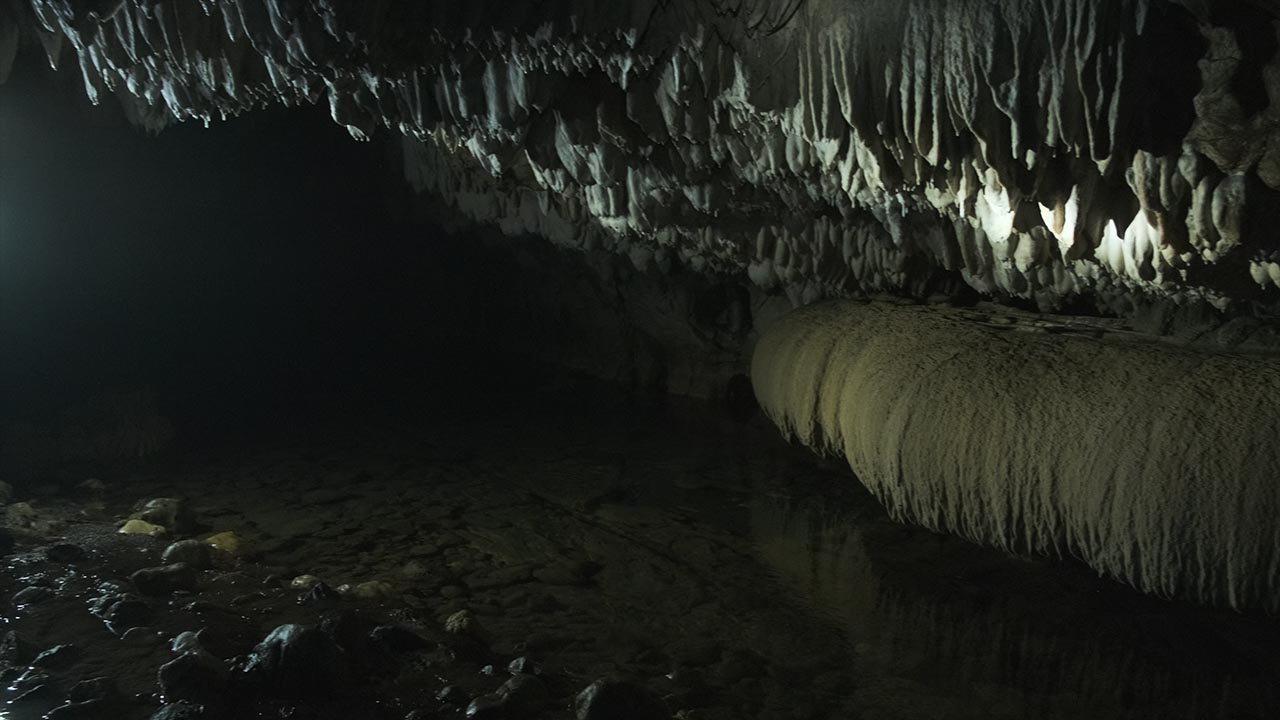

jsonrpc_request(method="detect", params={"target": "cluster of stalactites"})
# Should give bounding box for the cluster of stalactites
[6,0,1280,315]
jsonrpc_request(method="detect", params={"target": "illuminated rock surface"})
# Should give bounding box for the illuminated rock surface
[5,0,1280,318]
[753,299,1280,611]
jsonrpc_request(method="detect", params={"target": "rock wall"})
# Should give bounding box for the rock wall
[7,0,1280,322]
[751,299,1280,611]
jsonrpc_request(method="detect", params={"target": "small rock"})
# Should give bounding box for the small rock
[131,563,199,595]
[45,543,88,563]
[575,677,670,720]
[508,656,538,675]
[480,664,496,675]
[241,624,349,695]
[0,630,32,667]
[437,685,467,704]
[119,519,168,537]
[137,498,196,535]
[162,540,214,570]
[31,644,79,669]
[12,586,53,606]
[204,531,244,556]
[465,693,506,719]
[158,651,228,704]
[93,595,153,634]
[444,609,481,636]
[290,574,322,590]
[5,502,38,528]
[401,560,430,580]
[298,581,340,606]
[344,580,395,600]
[77,478,107,494]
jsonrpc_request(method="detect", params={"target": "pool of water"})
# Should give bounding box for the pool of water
[3,376,1278,719]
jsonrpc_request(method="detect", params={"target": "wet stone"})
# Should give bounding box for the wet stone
[158,651,229,704]
[31,644,79,670]
[93,595,153,633]
[299,581,340,606]
[162,540,214,570]
[575,677,671,720]
[137,498,197,536]
[132,563,199,595]
[44,543,87,563]
[12,586,53,606]
[241,623,350,695]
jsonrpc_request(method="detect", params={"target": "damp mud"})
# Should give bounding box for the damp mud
[3,374,1279,720]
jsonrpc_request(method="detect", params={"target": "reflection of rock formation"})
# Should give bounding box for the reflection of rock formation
[753,300,1280,612]
[7,1,1280,322]
[751,492,1280,720]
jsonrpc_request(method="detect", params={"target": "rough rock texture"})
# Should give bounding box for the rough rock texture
[7,0,1280,320]
[751,299,1280,611]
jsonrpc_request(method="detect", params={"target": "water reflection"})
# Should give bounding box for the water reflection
[751,491,1280,720]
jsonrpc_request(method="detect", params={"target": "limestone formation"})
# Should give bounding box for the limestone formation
[752,299,1280,611]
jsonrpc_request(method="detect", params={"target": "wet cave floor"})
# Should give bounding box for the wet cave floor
[4,373,1280,720]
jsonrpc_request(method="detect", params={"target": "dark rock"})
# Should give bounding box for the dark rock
[31,644,79,670]
[241,624,349,695]
[465,693,505,719]
[575,677,670,720]
[131,564,199,595]
[496,673,550,713]
[45,543,87,563]
[0,631,32,667]
[44,699,112,719]
[162,540,214,570]
[138,498,197,535]
[150,702,205,720]
[369,625,430,653]
[299,581,340,606]
[159,651,228,704]
[95,595,153,634]
[12,586,53,606]
[507,656,538,675]
[480,664,497,676]
[68,676,118,703]
[437,686,467,704]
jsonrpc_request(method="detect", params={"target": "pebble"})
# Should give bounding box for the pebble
[298,581,340,605]
[31,644,79,670]
[131,563,199,595]
[290,574,322,590]
[241,623,349,695]
[204,531,244,556]
[93,595,154,634]
[12,586,53,606]
[575,677,670,720]
[45,543,88,563]
[119,519,168,537]
[158,650,228,704]
[6,502,38,528]
[444,609,482,636]
[137,498,196,536]
[162,540,214,570]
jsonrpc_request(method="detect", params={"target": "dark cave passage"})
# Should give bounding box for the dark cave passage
[5,2,1280,719]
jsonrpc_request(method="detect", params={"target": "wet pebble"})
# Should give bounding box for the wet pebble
[12,586,53,606]
[131,563,199,595]
[162,540,214,569]
[92,595,154,634]
[31,643,79,670]
[299,581,340,606]
[240,623,350,695]
[137,498,196,535]
[119,519,168,537]
[44,543,88,563]
[575,677,670,720]
[158,650,229,704]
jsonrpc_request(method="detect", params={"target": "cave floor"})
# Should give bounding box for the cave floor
[3,374,1280,720]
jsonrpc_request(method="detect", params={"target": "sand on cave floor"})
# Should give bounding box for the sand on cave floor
[4,373,1280,720]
